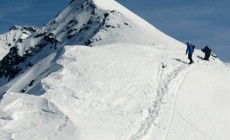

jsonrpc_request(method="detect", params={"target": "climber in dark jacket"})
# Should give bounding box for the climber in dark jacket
[186,42,195,64]
[201,46,212,61]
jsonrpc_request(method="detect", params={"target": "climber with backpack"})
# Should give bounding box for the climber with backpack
[201,46,212,61]
[185,42,195,64]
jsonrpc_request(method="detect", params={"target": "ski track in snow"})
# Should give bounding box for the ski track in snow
[164,60,218,140]
[164,66,194,140]
[129,60,195,140]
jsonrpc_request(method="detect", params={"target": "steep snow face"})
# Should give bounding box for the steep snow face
[40,0,181,46]
[0,26,38,59]
[69,0,181,46]
[0,0,183,93]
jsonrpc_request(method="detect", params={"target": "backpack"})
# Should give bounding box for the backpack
[192,45,195,49]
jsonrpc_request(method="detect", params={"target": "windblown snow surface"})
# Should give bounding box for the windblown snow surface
[1,0,230,140]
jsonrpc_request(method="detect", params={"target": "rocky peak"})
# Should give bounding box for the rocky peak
[9,25,38,34]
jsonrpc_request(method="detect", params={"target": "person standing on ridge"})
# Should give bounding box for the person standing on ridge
[201,45,212,61]
[186,42,195,64]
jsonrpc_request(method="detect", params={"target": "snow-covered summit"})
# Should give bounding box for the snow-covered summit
[9,25,38,33]
[0,0,183,91]
[41,0,180,46]
[0,0,230,140]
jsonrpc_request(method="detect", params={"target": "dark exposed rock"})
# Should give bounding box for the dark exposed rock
[9,25,38,33]
[18,38,23,43]
[26,62,33,68]
[0,0,119,82]
[29,80,35,87]
[0,47,24,79]
[34,32,46,38]
[124,22,129,25]
[85,40,92,45]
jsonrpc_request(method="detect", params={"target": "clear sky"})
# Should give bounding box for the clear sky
[0,0,229,62]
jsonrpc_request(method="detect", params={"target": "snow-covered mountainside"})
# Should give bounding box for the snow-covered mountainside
[226,63,230,67]
[0,0,181,92]
[1,0,230,140]
[0,26,38,59]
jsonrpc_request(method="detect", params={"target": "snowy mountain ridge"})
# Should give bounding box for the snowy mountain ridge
[0,0,182,94]
[0,25,38,59]
[0,0,230,140]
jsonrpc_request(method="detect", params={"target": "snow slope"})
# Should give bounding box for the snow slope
[226,63,230,67]
[1,0,230,140]
[166,63,230,140]
[0,26,37,59]
[0,92,78,140]
[1,44,230,140]
[0,0,183,94]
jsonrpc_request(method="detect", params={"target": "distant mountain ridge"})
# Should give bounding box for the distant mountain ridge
[0,25,38,59]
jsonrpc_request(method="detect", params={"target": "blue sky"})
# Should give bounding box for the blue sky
[0,0,229,62]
